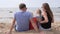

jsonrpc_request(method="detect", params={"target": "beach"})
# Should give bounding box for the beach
[0,7,60,34]
[0,22,60,34]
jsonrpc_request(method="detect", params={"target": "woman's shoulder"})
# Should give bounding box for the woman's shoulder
[42,11,47,16]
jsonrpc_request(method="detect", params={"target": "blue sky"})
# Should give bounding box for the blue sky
[0,0,60,8]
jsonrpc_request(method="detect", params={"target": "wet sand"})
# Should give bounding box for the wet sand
[0,22,60,34]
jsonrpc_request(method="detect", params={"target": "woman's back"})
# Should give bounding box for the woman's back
[40,11,52,29]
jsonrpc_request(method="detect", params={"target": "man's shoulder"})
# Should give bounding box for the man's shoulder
[26,12,32,16]
[26,11,32,14]
[14,12,21,15]
[15,11,21,14]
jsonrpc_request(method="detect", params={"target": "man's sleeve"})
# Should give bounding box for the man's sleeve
[14,13,16,20]
[29,13,33,20]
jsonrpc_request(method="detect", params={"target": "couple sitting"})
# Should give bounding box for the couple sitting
[7,3,54,34]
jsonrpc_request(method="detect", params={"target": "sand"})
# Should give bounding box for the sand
[0,22,60,34]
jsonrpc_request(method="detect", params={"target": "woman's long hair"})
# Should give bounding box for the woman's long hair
[43,3,53,22]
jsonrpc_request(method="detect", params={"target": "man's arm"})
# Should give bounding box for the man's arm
[7,19,16,34]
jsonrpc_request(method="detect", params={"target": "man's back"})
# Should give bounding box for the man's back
[14,11,32,31]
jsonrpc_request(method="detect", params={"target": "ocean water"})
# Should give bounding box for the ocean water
[0,8,60,23]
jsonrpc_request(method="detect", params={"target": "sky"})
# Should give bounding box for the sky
[0,0,60,8]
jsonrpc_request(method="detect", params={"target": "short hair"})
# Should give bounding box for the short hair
[19,3,26,9]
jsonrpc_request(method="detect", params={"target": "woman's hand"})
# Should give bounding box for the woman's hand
[5,31,12,34]
[40,31,45,34]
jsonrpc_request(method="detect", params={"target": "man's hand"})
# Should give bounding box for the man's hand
[5,19,16,34]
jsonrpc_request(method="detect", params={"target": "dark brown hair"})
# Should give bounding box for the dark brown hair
[19,3,26,9]
[38,9,41,15]
[43,3,53,22]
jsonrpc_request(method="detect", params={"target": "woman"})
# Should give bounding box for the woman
[36,3,54,31]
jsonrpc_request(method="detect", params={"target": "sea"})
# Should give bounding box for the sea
[0,7,60,23]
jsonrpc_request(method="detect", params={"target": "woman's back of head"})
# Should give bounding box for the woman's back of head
[42,3,54,22]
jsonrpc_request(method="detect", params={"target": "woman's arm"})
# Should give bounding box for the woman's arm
[40,12,48,23]
[30,18,39,32]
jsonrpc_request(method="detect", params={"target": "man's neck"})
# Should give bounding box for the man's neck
[20,10,26,12]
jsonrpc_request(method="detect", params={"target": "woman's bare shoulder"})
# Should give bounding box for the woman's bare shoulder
[42,11,47,16]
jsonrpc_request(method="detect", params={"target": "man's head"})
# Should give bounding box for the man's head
[19,3,27,11]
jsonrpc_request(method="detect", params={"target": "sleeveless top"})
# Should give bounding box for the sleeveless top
[40,11,52,29]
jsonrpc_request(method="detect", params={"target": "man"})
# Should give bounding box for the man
[7,3,39,34]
